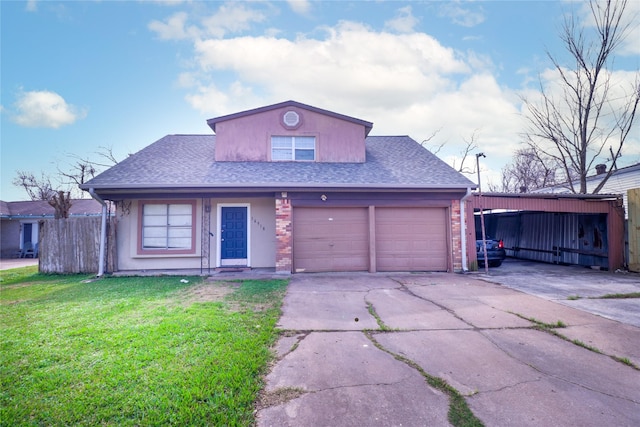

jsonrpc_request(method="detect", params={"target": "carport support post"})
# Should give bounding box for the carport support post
[476,153,489,274]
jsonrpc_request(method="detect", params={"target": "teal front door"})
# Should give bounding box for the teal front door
[220,206,248,266]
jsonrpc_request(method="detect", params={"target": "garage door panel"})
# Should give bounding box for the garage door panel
[294,207,369,272]
[376,207,448,272]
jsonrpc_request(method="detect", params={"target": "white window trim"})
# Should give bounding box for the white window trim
[216,203,251,268]
[271,135,316,161]
[138,200,196,255]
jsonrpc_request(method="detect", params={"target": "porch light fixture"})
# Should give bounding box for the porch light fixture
[281,192,288,198]
[321,194,327,201]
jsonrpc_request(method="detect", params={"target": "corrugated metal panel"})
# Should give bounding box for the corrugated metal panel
[559,213,579,265]
[493,213,519,257]
[480,211,608,267]
[520,213,553,263]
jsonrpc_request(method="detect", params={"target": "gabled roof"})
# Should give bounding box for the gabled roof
[81,134,475,195]
[206,100,374,136]
[0,199,105,218]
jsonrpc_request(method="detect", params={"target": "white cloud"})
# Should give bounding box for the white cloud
[384,6,419,34]
[192,21,470,108]
[26,0,37,12]
[148,11,195,40]
[287,0,311,15]
[438,2,485,27]
[200,3,267,39]
[11,90,86,129]
[149,0,189,5]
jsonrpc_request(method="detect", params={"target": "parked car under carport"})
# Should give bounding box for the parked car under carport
[477,237,506,267]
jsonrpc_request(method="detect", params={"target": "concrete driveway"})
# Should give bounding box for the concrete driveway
[480,259,640,327]
[257,272,640,427]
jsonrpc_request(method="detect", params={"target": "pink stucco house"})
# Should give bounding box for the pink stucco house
[80,101,476,274]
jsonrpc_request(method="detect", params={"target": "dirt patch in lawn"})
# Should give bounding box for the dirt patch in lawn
[178,280,241,306]
[256,387,306,410]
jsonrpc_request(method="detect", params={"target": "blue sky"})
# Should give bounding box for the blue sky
[2,0,639,201]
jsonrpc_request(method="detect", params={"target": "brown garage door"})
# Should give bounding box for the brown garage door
[293,207,369,272]
[376,207,448,271]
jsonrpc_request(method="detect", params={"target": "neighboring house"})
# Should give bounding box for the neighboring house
[80,100,476,274]
[0,199,105,258]
[534,162,640,219]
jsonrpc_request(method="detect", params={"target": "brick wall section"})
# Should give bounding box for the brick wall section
[451,199,463,271]
[275,198,292,273]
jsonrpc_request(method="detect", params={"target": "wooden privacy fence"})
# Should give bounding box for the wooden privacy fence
[39,217,117,274]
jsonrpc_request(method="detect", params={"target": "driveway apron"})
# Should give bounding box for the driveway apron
[257,273,640,427]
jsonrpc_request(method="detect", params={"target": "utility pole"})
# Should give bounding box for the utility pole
[476,153,489,274]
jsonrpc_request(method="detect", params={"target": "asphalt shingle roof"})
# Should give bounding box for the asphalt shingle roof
[81,135,475,191]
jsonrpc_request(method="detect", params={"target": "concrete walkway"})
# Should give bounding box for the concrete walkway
[257,273,640,427]
[0,258,38,270]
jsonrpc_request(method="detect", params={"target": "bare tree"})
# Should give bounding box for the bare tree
[12,171,72,218]
[59,146,119,189]
[522,0,639,193]
[420,128,444,154]
[495,147,559,192]
[12,146,121,218]
[12,171,56,201]
[58,160,97,189]
[452,130,480,174]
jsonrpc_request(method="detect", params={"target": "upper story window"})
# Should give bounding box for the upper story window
[271,136,316,161]
[139,201,196,254]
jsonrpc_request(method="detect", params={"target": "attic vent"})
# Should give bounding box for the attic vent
[282,110,301,128]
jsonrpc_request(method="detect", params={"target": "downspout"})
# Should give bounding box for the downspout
[459,187,473,272]
[88,188,107,277]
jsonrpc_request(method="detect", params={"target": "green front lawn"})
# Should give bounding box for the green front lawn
[0,268,287,426]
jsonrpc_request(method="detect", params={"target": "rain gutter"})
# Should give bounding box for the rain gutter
[88,188,107,277]
[459,187,474,272]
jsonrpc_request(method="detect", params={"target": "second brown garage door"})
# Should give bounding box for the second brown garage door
[375,207,448,271]
[293,207,369,272]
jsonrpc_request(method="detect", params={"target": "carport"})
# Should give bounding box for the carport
[465,193,626,271]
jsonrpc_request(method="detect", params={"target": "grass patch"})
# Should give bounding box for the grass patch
[514,314,566,330]
[571,339,602,354]
[594,292,640,299]
[567,292,640,300]
[366,301,392,331]
[611,356,639,370]
[0,272,287,426]
[0,265,39,285]
[364,331,484,427]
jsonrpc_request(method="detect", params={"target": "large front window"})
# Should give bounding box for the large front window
[271,136,316,161]
[140,201,195,253]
